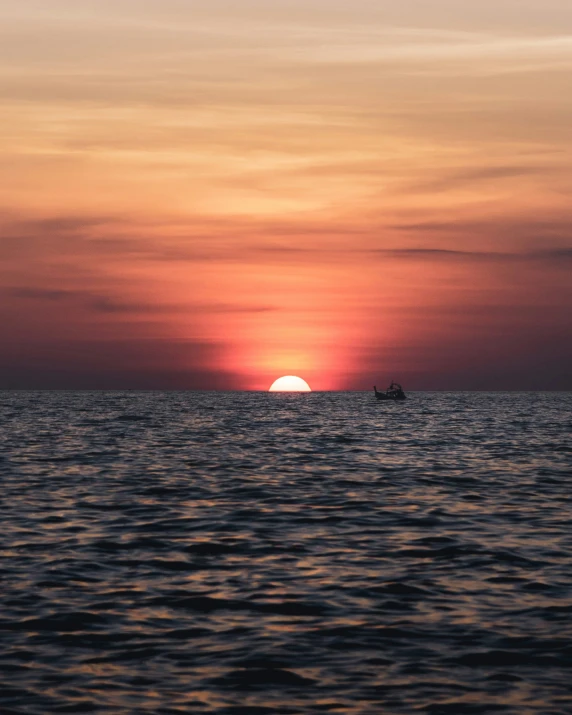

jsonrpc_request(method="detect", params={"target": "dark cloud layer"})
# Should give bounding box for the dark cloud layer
[0,337,241,390]
[1,200,571,388]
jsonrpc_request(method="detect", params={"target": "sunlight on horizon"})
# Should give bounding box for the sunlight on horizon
[269,376,312,392]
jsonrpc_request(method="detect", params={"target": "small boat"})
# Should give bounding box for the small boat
[374,381,406,401]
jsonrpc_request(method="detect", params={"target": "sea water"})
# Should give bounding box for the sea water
[1,391,571,714]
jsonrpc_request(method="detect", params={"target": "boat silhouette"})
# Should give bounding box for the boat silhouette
[374,381,406,401]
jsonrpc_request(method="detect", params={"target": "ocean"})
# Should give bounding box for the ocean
[1,390,571,714]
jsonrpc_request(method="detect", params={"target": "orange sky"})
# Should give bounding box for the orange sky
[1,0,571,389]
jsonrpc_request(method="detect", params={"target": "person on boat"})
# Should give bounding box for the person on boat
[388,382,404,398]
[374,382,406,399]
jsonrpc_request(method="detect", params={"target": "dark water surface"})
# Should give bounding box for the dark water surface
[1,391,571,714]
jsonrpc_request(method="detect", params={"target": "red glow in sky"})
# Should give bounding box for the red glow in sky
[1,1,571,389]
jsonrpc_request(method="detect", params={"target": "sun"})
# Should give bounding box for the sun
[269,376,312,392]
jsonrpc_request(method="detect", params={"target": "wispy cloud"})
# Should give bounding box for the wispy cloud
[371,247,572,265]
[409,165,560,194]
[1,1,572,388]
[4,286,277,315]
[295,33,572,68]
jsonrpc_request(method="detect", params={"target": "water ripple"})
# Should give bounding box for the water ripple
[1,391,571,713]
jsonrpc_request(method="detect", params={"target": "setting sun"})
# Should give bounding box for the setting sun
[269,376,312,392]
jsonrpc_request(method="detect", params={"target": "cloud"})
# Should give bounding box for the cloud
[0,336,241,390]
[7,287,75,301]
[2,210,571,274]
[409,165,559,194]
[298,33,572,70]
[248,243,572,267]
[4,286,277,316]
[389,216,572,239]
[368,247,572,266]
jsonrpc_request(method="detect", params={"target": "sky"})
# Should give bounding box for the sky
[1,0,571,390]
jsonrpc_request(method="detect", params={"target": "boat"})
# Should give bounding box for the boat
[374,381,406,401]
